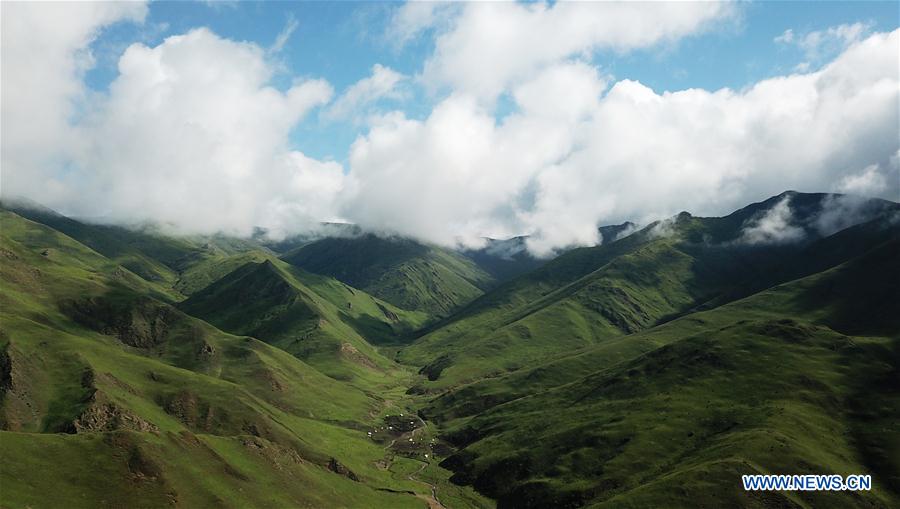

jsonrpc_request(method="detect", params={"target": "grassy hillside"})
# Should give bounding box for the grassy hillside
[422,213,900,421]
[172,250,276,296]
[461,236,546,282]
[3,192,897,509]
[0,210,459,508]
[179,257,428,384]
[1,200,268,301]
[430,239,900,508]
[281,233,495,318]
[400,195,899,391]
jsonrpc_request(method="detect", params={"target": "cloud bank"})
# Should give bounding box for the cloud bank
[3,5,342,238]
[344,27,900,256]
[738,197,806,245]
[2,2,898,257]
[326,64,406,122]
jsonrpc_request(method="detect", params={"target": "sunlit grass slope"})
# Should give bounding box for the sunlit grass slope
[281,233,495,318]
[179,257,428,384]
[431,239,900,508]
[400,194,899,391]
[0,211,429,508]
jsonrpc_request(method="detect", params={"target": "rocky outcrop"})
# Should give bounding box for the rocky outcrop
[73,391,158,433]
[339,342,378,369]
[74,400,158,433]
[327,457,360,481]
[61,296,177,349]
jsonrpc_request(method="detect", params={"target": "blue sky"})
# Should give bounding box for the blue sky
[84,1,899,164]
[5,1,898,253]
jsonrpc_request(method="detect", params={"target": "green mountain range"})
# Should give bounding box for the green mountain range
[2,191,898,509]
[281,234,497,318]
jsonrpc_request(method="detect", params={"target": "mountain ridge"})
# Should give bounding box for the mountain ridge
[2,191,898,509]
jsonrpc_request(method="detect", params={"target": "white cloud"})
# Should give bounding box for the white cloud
[421,1,733,101]
[270,14,299,53]
[814,193,890,236]
[1,1,147,199]
[386,1,460,48]
[3,22,341,237]
[343,30,900,256]
[738,197,806,245]
[776,22,873,69]
[2,3,898,258]
[835,163,889,196]
[325,64,406,121]
[774,29,795,44]
[613,223,641,242]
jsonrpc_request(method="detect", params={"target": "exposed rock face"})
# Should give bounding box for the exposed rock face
[327,457,360,481]
[260,368,285,392]
[73,395,159,433]
[61,296,177,348]
[196,340,215,360]
[239,436,304,472]
[162,390,213,430]
[69,367,157,432]
[377,303,399,322]
[339,342,378,369]
[0,342,11,395]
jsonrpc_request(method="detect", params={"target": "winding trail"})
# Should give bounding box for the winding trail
[378,410,445,508]
[406,414,446,509]
[408,460,446,509]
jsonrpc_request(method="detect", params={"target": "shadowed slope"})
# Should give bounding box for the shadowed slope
[179,258,427,383]
[281,233,495,318]
[431,239,900,508]
[400,193,899,391]
[0,211,430,508]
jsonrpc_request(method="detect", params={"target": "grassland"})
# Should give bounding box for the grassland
[0,210,448,508]
[427,240,900,508]
[281,234,495,318]
[2,193,898,509]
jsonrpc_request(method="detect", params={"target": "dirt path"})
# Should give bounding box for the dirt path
[379,412,445,508]
[406,414,445,509]
[408,460,446,509]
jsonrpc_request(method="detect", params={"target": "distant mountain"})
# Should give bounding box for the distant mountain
[1,199,267,299]
[281,233,496,318]
[3,191,898,509]
[598,221,638,242]
[431,238,900,507]
[179,257,426,382]
[253,222,363,253]
[400,192,900,391]
[3,199,559,318]
[461,236,546,282]
[461,222,636,283]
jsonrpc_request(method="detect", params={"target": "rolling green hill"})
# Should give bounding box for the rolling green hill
[179,257,428,383]
[421,212,900,423]
[1,199,270,301]
[2,192,898,509]
[0,210,479,508]
[281,233,496,318]
[429,238,900,508]
[400,194,899,391]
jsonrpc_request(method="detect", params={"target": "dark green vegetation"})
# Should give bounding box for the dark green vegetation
[179,257,427,383]
[2,191,898,508]
[281,234,496,317]
[400,193,899,390]
[0,208,484,508]
[461,236,546,283]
